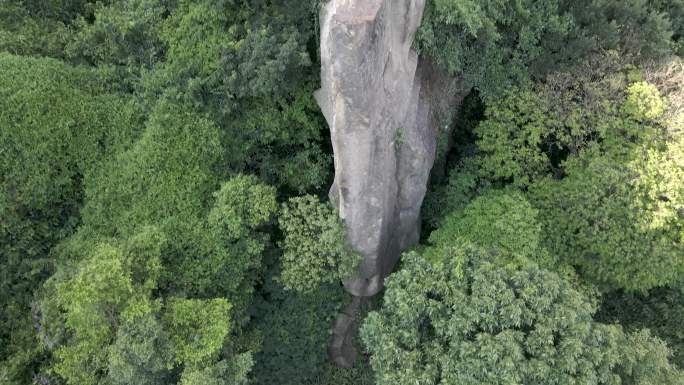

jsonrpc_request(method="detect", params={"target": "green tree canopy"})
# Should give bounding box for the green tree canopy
[137,0,331,192]
[163,298,231,366]
[425,189,556,270]
[252,276,347,385]
[418,0,681,97]
[418,0,570,97]
[79,97,278,304]
[42,219,262,385]
[2,1,683,384]
[0,52,143,382]
[471,53,636,186]
[531,140,684,291]
[528,79,683,291]
[43,228,166,385]
[279,195,359,292]
[361,245,683,385]
[598,282,684,369]
[459,63,683,292]
[422,157,492,230]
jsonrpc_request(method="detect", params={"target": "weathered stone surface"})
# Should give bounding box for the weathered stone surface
[317,0,470,366]
[315,0,428,298]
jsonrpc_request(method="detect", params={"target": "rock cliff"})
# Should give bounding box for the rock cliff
[315,0,467,366]
[315,0,428,297]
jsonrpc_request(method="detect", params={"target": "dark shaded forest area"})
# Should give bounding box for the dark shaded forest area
[0,1,682,384]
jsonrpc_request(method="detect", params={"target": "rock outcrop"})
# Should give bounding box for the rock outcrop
[315,0,428,298]
[316,0,468,366]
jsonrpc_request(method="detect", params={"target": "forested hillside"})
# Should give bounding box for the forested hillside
[0,1,682,384]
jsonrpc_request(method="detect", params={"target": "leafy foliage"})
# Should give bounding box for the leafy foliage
[617,329,684,385]
[66,0,166,68]
[474,88,559,186]
[80,96,278,307]
[425,189,555,269]
[418,0,681,97]
[361,246,683,385]
[45,228,165,385]
[178,356,253,385]
[422,158,491,230]
[163,298,231,366]
[0,53,143,382]
[417,0,570,97]
[253,277,347,385]
[561,0,676,62]
[42,217,261,385]
[80,98,224,238]
[624,82,667,120]
[598,283,684,369]
[279,195,360,292]
[204,175,278,313]
[465,64,683,291]
[41,169,277,384]
[0,53,142,262]
[471,54,636,186]
[139,0,330,192]
[0,1,75,58]
[107,312,173,385]
[531,135,683,291]
[654,0,684,55]
[153,0,315,103]
[2,1,684,384]
[303,361,375,385]
[644,56,684,128]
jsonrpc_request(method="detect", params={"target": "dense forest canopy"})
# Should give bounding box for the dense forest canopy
[0,0,682,384]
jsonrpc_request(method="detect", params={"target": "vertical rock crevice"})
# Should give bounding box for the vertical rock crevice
[316,0,468,366]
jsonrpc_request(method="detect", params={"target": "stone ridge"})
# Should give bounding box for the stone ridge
[316,0,427,298]
[317,0,469,367]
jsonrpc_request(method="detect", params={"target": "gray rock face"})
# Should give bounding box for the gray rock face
[316,0,469,367]
[315,0,429,297]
